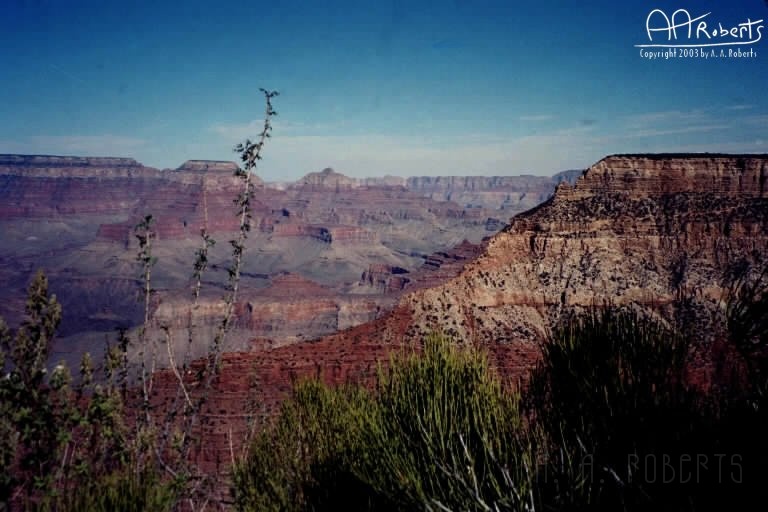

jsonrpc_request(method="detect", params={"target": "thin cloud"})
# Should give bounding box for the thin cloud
[519,114,554,122]
[623,124,729,139]
[725,104,754,111]
[743,114,768,126]
[624,110,707,127]
[1,135,146,156]
[616,110,738,140]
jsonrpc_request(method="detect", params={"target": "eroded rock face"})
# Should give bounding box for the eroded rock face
[170,154,768,478]
[582,154,766,197]
[2,155,563,361]
[403,155,768,344]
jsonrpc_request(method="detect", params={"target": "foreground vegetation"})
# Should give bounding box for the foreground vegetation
[2,261,767,511]
[234,292,768,511]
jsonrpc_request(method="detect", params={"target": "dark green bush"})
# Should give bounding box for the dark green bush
[34,469,177,512]
[0,271,171,512]
[233,379,386,512]
[725,261,768,394]
[527,307,758,511]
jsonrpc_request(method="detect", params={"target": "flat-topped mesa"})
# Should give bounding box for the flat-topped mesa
[406,174,562,210]
[562,154,768,200]
[174,160,266,189]
[360,175,408,188]
[175,160,240,173]
[0,154,142,167]
[293,167,359,189]
[0,153,158,178]
[407,175,552,191]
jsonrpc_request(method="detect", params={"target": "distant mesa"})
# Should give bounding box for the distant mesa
[0,153,157,179]
[0,154,142,168]
[360,175,408,188]
[176,160,240,173]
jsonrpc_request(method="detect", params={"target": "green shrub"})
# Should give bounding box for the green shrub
[359,334,536,512]
[527,307,713,510]
[0,271,171,512]
[235,334,538,512]
[33,468,177,512]
[724,260,768,395]
[233,380,385,511]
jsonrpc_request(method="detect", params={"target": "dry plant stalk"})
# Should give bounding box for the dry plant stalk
[128,89,279,508]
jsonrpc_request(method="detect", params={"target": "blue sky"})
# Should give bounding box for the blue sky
[1,0,767,179]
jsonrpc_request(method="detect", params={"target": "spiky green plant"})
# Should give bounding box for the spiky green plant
[234,335,538,512]
[360,334,536,512]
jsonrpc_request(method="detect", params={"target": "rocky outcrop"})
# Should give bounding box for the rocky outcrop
[360,264,411,292]
[359,240,485,294]
[403,154,768,344]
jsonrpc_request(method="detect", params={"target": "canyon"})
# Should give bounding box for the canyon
[4,152,768,502]
[146,153,768,479]
[0,154,575,369]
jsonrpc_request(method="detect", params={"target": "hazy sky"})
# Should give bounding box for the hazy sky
[1,0,767,179]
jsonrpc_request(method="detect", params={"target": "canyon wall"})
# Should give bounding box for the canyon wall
[2,154,566,358]
[170,154,768,477]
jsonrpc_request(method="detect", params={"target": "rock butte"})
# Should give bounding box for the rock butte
[147,153,768,481]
